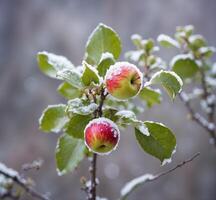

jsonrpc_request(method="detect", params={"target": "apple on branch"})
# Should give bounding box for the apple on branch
[84,117,120,155]
[105,62,143,100]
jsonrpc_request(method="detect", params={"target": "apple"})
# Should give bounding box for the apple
[105,62,143,100]
[84,117,120,155]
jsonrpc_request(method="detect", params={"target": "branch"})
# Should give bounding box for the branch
[87,87,107,200]
[0,164,49,200]
[119,152,200,200]
[179,92,216,147]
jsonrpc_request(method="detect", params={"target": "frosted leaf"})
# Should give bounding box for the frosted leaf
[157,34,179,48]
[115,110,150,136]
[170,54,194,67]
[115,110,136,120]
[67,99,98,116]
[38,51,73,69]
[189,34,205,44]
[121,174,154,197]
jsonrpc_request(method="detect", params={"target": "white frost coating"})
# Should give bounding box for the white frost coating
[105,61,143,97]
[84,117,120,156]
[121,174,154,196]
[68,98,98,115]
[170,54,193,68]
[38,51,74,70]
[157,34,179,48]
[126,50,144,62]
[137,123,150,136]
[99,52,114,63]
[144,120,166,128]
[131,34,142,41]
[189,34,205,43]
[199,46,216,54]
[82,61,103,84]
[115,110,136,120]
[162,146,177,166]
[96,197,108,200]
[0,163,18,177]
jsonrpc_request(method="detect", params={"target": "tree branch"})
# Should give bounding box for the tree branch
[119,152,200,200]
[0,168,49,200]
[179,92,216,147]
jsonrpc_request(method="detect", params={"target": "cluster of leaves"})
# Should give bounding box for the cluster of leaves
[157,25,216,135]
[37,23,183,176]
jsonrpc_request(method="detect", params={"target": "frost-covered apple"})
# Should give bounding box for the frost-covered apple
[84,118,120,155]
[105,62,143,100]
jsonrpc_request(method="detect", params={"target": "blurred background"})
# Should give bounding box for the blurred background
[0,0,216,199]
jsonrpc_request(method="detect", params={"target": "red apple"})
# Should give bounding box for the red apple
[84,117,120,155]
[105,62,143,100]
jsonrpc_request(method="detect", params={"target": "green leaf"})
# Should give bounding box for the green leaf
[131,34,142,48]
[56,134,86,175]
[85,23,121,65]
[157,34,179,48]
[199,47,216,59]
[56,68,83,89]
[135,121,176,164]
[81,61,100,86]
[146,70,183,99]
[97,53,115,77]
[67,98,98,116]
[189,34,206,50]
[115,110,149,136]
[39,104,69,133]
[66,114,92,139]
[171,54,199,79]
[57,82,81,100]
[139,87,161,107]
[37,51,74,78]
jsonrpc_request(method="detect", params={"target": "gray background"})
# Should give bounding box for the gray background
[0,0,216,199]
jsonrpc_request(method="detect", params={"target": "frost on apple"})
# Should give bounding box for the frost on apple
[105,62,143,100]
[84,117,120,155]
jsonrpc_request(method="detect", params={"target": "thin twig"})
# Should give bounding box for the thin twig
[0,169,49,200]
[179,92,216,147]
[119,152,200,200]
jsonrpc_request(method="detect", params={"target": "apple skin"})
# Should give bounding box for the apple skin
[84,117,120,155]
[105,62,143,100]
